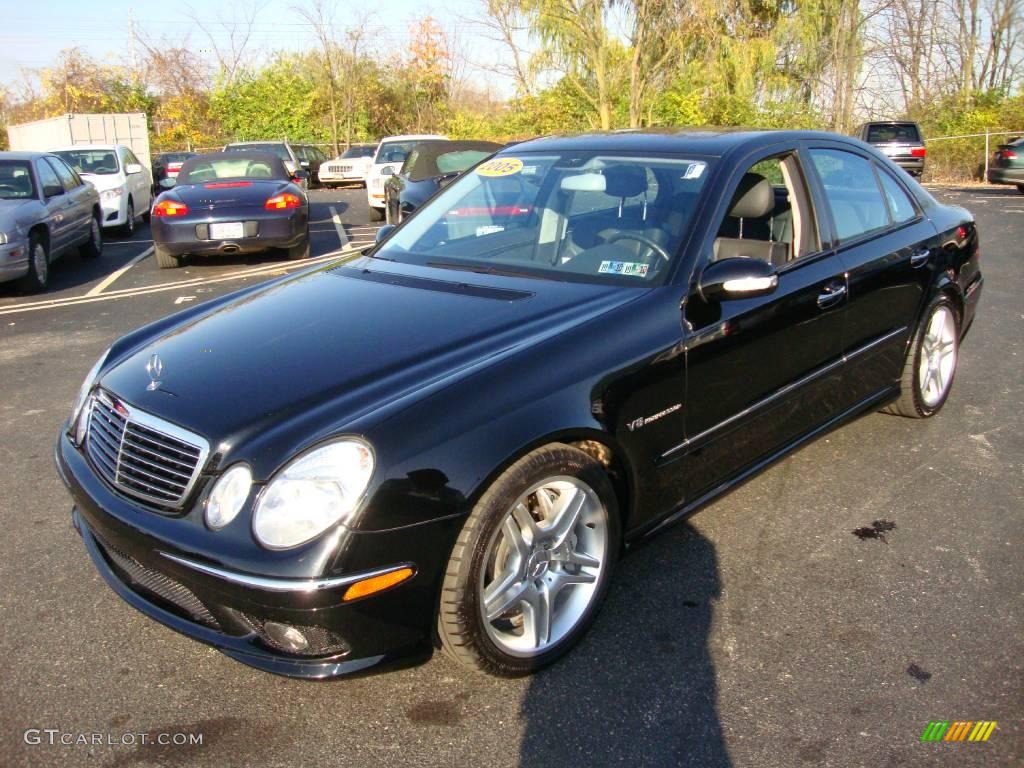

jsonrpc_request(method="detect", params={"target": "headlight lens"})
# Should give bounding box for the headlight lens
[70,348,110,440]
[205,464,253,530]
[253,439,374,549]
[100,188,123,201]
[0,232,8,245]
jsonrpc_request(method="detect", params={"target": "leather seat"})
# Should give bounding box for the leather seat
[713,173,788,266]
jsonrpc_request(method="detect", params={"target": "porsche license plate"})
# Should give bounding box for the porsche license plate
[210,222,244,239]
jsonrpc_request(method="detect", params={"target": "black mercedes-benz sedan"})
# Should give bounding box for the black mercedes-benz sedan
[57,130,982,679]
[150,151,310,269]
[384,139,503,224]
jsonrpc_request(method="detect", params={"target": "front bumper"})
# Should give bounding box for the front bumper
[0,238,28,283]
[152,210,308,258]
[891,157,925,176]
[986,167,1024,185]
[101,197,127,228]
[56,431,446,679]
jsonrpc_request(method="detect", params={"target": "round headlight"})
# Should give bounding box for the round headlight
[253,439,374,549]
[205,464,253,530]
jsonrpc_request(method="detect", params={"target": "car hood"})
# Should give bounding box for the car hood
[0,199,37,227]
[98,257,646,470]
[81,173,125,193]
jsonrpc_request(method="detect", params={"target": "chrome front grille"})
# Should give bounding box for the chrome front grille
[86,391,209,508]
[328,164,351,173]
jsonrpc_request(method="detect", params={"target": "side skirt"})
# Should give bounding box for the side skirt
[625,385,900,546]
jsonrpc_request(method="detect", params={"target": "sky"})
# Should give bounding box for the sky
[0,0,516,95]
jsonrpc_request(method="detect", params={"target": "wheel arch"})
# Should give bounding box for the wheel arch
[28,222,49,251]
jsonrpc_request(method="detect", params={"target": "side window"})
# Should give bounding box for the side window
[124,149,140,166]
[37,159,62,194]
[809,149,891,243]
[713,152,817,267]
[46,158,79,191]
[876,167,917,224]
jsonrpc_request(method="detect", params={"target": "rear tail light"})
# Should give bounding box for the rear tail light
[910,147,926,158]
[1001,149,1017,160]
[152,200,189,217]
[265,192,302,210]
[168,162,183,171]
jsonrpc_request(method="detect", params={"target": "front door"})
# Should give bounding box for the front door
[673,147,848,500]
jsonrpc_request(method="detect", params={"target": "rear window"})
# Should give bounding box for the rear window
[178,156,286,184]
[865,124,921,144]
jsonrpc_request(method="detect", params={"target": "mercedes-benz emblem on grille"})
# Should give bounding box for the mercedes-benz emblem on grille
[146,353,164,391]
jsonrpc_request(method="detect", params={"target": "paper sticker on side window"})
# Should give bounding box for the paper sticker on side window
[683,162,706,180]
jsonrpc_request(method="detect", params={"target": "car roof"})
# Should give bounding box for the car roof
[0,151,52,161]
[51,144,122,151]
[499,129,855,157]
[379,134,448,143]
[226,141,289,146]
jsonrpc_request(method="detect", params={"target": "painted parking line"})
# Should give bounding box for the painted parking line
[0,244,373,317]
[329,206,347,248]
[105,239,155,245]
[84,247,154,297]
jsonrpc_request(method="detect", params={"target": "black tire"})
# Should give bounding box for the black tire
[79,213,102,259]
[154,244,181,269]
[18,232,49,292]
[1016,184,1024,195]
[882,294,960,418]
[286,237,310,260]
[438,443,620,677]
[122,199,135,235]
[369,205,384,222]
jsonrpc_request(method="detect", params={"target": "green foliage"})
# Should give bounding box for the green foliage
[917,91,1024,181]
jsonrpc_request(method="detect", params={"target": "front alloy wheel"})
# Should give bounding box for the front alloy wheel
[438,444,619,676]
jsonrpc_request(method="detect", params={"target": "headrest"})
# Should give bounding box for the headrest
[729,173,774,219]
[603,165,648,198]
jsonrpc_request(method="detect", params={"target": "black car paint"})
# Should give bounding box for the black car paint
[57,130,982,678]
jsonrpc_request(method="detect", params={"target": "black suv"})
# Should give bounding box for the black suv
[857,121,926,177]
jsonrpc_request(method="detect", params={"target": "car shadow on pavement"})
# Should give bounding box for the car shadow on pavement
[518,521,732,767]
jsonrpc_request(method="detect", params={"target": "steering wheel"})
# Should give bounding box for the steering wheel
[607,232,672,263]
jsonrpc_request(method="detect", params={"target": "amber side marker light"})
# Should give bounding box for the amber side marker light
[342,567,414,602]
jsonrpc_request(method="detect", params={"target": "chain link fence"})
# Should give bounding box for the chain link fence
[922,129,1024,182]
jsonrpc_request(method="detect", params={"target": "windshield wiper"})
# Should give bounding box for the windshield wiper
[426,261,554,281]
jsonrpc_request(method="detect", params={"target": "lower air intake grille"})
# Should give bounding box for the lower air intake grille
[96,534,221,630]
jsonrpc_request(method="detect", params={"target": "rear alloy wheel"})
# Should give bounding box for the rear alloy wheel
[154,244,181,269]
[18,234,49,292]
[287,238,310,260]
[122,199,135,235]
[1017,184,1024,195]
[438,444,619,676]
[883,295,959,418]
[79,214,102,259]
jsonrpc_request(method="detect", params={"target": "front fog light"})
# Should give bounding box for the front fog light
[205,464,253,530]
[263,622,309,653]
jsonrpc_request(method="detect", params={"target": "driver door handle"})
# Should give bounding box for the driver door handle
[910,247,931,268]
[817,282,847,309]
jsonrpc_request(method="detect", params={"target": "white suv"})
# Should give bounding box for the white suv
[52,144,152,233]
[366,134,447,220]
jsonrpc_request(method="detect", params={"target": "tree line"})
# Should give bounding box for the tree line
[1,0,1022,180]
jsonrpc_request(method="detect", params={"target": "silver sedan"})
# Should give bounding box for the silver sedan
[0,151,102,292]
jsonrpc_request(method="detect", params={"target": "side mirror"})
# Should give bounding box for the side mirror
[698,257,778,302]
[159,177,176,189]
[43,184,64,198]
[375,224,396,242]
[125,163,143,175]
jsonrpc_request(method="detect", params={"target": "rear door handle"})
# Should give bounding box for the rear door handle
[817,282,847,309]
[911,248,930,268]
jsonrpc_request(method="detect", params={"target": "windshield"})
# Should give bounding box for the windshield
[226,143,291,161]
[374,151,711,285]
[342,146,375,159]
[866,124,921,143]
[0,160,36,199]
[54,149,119,175]
[374,142,420,164]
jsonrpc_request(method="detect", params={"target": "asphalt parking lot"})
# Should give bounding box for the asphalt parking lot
[0,186,1020,767]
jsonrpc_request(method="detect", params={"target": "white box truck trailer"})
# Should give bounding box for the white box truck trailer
[6,113,152,172]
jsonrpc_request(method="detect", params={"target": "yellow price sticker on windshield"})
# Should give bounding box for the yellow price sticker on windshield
[476,158,523,177]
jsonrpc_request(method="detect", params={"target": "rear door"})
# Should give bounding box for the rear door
[676,145,848,499]
[804,144,939,405]
[47,156,93,242]
[123,148,151,210]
